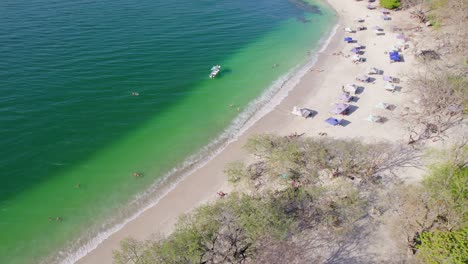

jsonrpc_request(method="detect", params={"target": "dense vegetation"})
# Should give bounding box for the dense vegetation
[113,136,418,263]
[394,145,468,263]
[114,134,466,264]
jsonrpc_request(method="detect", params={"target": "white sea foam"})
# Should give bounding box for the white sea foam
[55,23,340,264]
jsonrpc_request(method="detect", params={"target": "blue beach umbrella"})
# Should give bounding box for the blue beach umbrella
[325,117,341,126]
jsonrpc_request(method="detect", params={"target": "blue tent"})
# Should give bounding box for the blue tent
[325,117,341,126]
[389,51,401,62]
[344,37,353,43]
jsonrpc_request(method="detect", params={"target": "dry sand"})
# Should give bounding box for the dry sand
[76,1,420,263]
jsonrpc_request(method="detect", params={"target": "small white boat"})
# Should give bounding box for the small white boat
[209,65,221,79]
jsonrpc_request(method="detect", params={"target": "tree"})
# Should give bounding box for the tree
[393,145,468,257]
[403,64,467,144]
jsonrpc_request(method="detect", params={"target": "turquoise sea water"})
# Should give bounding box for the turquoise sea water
[0,0,335,263]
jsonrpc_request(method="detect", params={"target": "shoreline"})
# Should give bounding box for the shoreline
[58,12,341,264]
[76,0,416,262]
[74,12,343,264]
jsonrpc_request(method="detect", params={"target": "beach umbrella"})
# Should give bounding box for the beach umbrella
[373,26,382,30]
[376,102,389,109]
[396,33,405,39]
[351,48,359,54]
[383,75,393,82]
[385,82,396,91]
[366,115,382,123]
[356,75,370,82]
[325,117,341,126]
[389,51,400,61]
[344,37,353,42]
[330,103,349,115]
[338,93,352,102]
[292,106,312,118]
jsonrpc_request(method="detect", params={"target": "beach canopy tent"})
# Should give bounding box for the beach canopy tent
[389,51,401,62]
[330,103,350,115]
[356,75,371,82]
[292,106,313,118]
[367,4,376,9]
[356,18,365,22]
[366,115,383,123]
[383,75,395,82]
[325,117,341,126]
[345,27,354,33]
[338,93,353,102]
[344,84,358,94]
[376,102,390,109]
[351,48,360,54]
[373,26,383,31]
[385,82,396,91]
[344,37,353,43]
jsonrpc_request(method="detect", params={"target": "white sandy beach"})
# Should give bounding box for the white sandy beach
[76,0,420,263]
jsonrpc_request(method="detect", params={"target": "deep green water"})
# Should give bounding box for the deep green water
[0,0,335,263]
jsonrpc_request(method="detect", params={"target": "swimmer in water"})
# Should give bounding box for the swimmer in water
[131,92,139,96]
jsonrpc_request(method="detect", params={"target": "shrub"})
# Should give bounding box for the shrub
[380,0,401,9]
[224,161,247,183]
[417,229,468,264]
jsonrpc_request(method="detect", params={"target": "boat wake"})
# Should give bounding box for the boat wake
[52,23,340,264]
